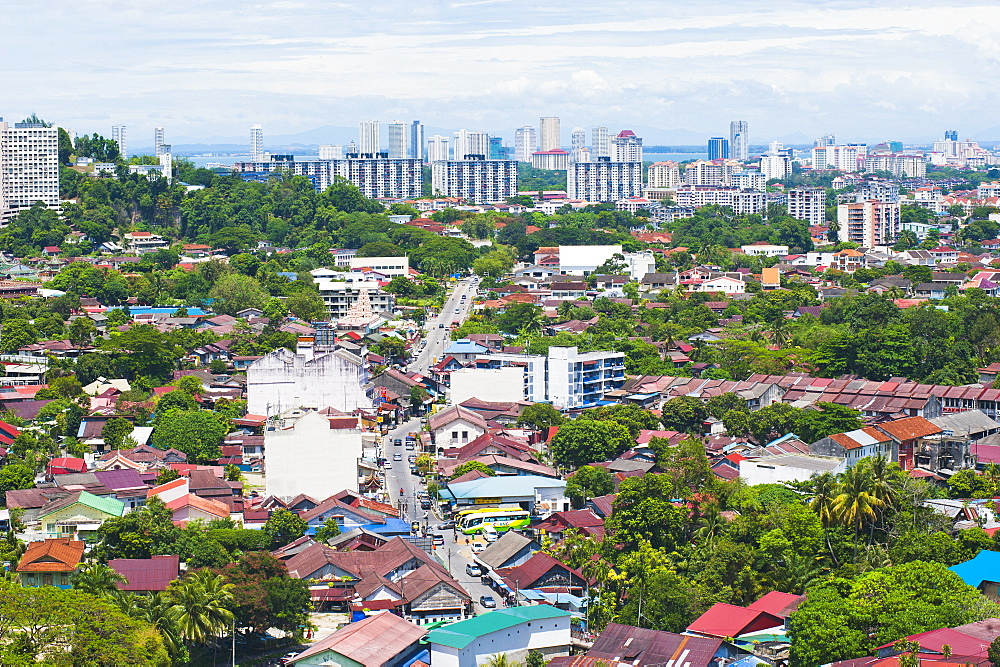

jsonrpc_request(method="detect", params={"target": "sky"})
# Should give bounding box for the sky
[3,0,1000,147]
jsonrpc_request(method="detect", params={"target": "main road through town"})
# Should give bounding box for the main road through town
[407,276,479,376]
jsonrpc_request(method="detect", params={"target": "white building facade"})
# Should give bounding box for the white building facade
[431,158,518,204]
[0,120,60,221]
[247,345,372,416]
[567,159,642,202]
[788,187,827,226]
[264,410,365,499]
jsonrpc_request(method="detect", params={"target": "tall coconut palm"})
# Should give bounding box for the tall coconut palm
[135,591,188,662]
[167,569,234,645]
[833,466,886,554]
[807,472,840,564]
[71,561,125,597]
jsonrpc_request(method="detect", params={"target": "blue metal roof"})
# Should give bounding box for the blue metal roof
[949,549,1000,588]
[442,339,490,355]
[446,475,566,500]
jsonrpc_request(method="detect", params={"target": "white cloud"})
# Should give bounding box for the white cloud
[6,0,1000,143]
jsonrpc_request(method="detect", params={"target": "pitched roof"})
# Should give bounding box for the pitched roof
[164,493,230,520]
[427,606,572,649]
[477,530,536,570]
[108,555,180,591]
[747,591,805,618]
[16,538,85,572]
[38,490,126,519]
[428,405,488,431]
[291,611,425,666]
[686,602,783,638]
[498,551,588,590]
[586,623,724,667]
[875,416,942,441]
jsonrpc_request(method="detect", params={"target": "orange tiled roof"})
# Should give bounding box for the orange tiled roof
[17,538,85,572]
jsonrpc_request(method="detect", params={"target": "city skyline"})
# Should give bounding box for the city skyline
[6,1,1000,144]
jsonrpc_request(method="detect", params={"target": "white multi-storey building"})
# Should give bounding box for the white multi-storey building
[250,124,264,161]
[592,126,610,158]
[453,130,490,160]
[674,185,767,214]
[313,278,396,319]
[730,120,750,161]
[336,155,422,199]
[864,152,927,178]
[838,200,901,247]
[0,119,60,221]
[539,117,561,151]
[359,120,380,154]
[233,155,422,198]
[730,170,766,191]
[386,121,409,158]
[647,161,680,188]
[611,130,642,162]
[158,145,173,183]
[319,145,343,160]
[111,124,127,159]
[760,141,792,181]
[571,127,586,152]
[812,143,867,172]
[683,159,744,186]
[567,158,642,202]
[431,157,517,204]
[154,127,166,157]
[514,126,537,163]
[788,187,827,226]
[427,135,450,163]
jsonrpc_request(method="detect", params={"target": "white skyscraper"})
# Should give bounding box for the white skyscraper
[410,121,425,161]
[154,127,166,157]
[432,157,518,204]
[386,121,409,158]
[759,141,792,180]
[427,135,450,163]
[453,130,489,160]
[359,120,380,154]
[111,125,127,159]
[250,124,264,161]
[514,126,537,162]
[611,130,642,162]
[0,118,60,221]
[539,117,561,151]
[730,120,749,161]
[319,145,343,160]
[592,126,610,158]
[571,127,586,151]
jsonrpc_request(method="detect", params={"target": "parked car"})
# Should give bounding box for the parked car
[471,542,485,554]
[436,520,455,530]
[466,563,484,576]
[479,595,497,608]
[439,323,445,328]
[420,499,432,510]
[481,525,499,543]
[280,653,299,665]
[405,442,415,450]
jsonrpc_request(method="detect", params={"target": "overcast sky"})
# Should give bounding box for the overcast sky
[3,0,999,146]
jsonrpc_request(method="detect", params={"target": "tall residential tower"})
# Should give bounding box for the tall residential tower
[730,120,749,161]
[539,117,561,151]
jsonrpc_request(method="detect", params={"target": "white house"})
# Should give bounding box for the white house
[450,366,527,405]
[427,606,572,667]
[264,410,365,500]
[429,406,488,448]
[558,245,622,276]
[740,244,789,257]
[247,341,371,416]
[699,276,746,294]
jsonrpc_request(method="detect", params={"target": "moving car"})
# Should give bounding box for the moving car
[393,438,402,446]
[420,499,432,510]
[481,525,499,543]
[479,595,497,608]
[471,542,485,554]
[432,534,445,546]
[466,563,483,576]
[393,453,402,461]
[439,323,445,328]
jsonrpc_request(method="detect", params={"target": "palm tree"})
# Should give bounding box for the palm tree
[71,562,125,596]
[485,653,520,667]
[768,318,791,347]
[135,591,188,662]
[833,466,886,555]
[807,472,840,564]
[694,511,725,547]
[167,569,234,645]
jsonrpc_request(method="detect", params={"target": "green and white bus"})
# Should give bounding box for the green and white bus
[459,509,531,535]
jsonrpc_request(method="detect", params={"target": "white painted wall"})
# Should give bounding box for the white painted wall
[739,457,846,486]
[247,348,371,416]
[450,367,526,405]
[429,615,571,667]
[265,412,364,499]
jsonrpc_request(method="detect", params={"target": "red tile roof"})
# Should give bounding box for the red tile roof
[17,538,85,572]
[686,602,783,638]
[109,555,180,591]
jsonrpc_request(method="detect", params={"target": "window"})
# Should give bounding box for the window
[462,431,469,441]
[452,431,458,440]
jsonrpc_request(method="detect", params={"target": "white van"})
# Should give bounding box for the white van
[481,525,499,543]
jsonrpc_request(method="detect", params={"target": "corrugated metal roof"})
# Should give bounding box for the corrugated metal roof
[426,606,572,649]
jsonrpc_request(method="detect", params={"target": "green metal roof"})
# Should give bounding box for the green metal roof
[426,606,573,649]
[41,490,126,519]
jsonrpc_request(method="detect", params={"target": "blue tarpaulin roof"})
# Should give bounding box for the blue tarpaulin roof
[949,549,1000,588]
